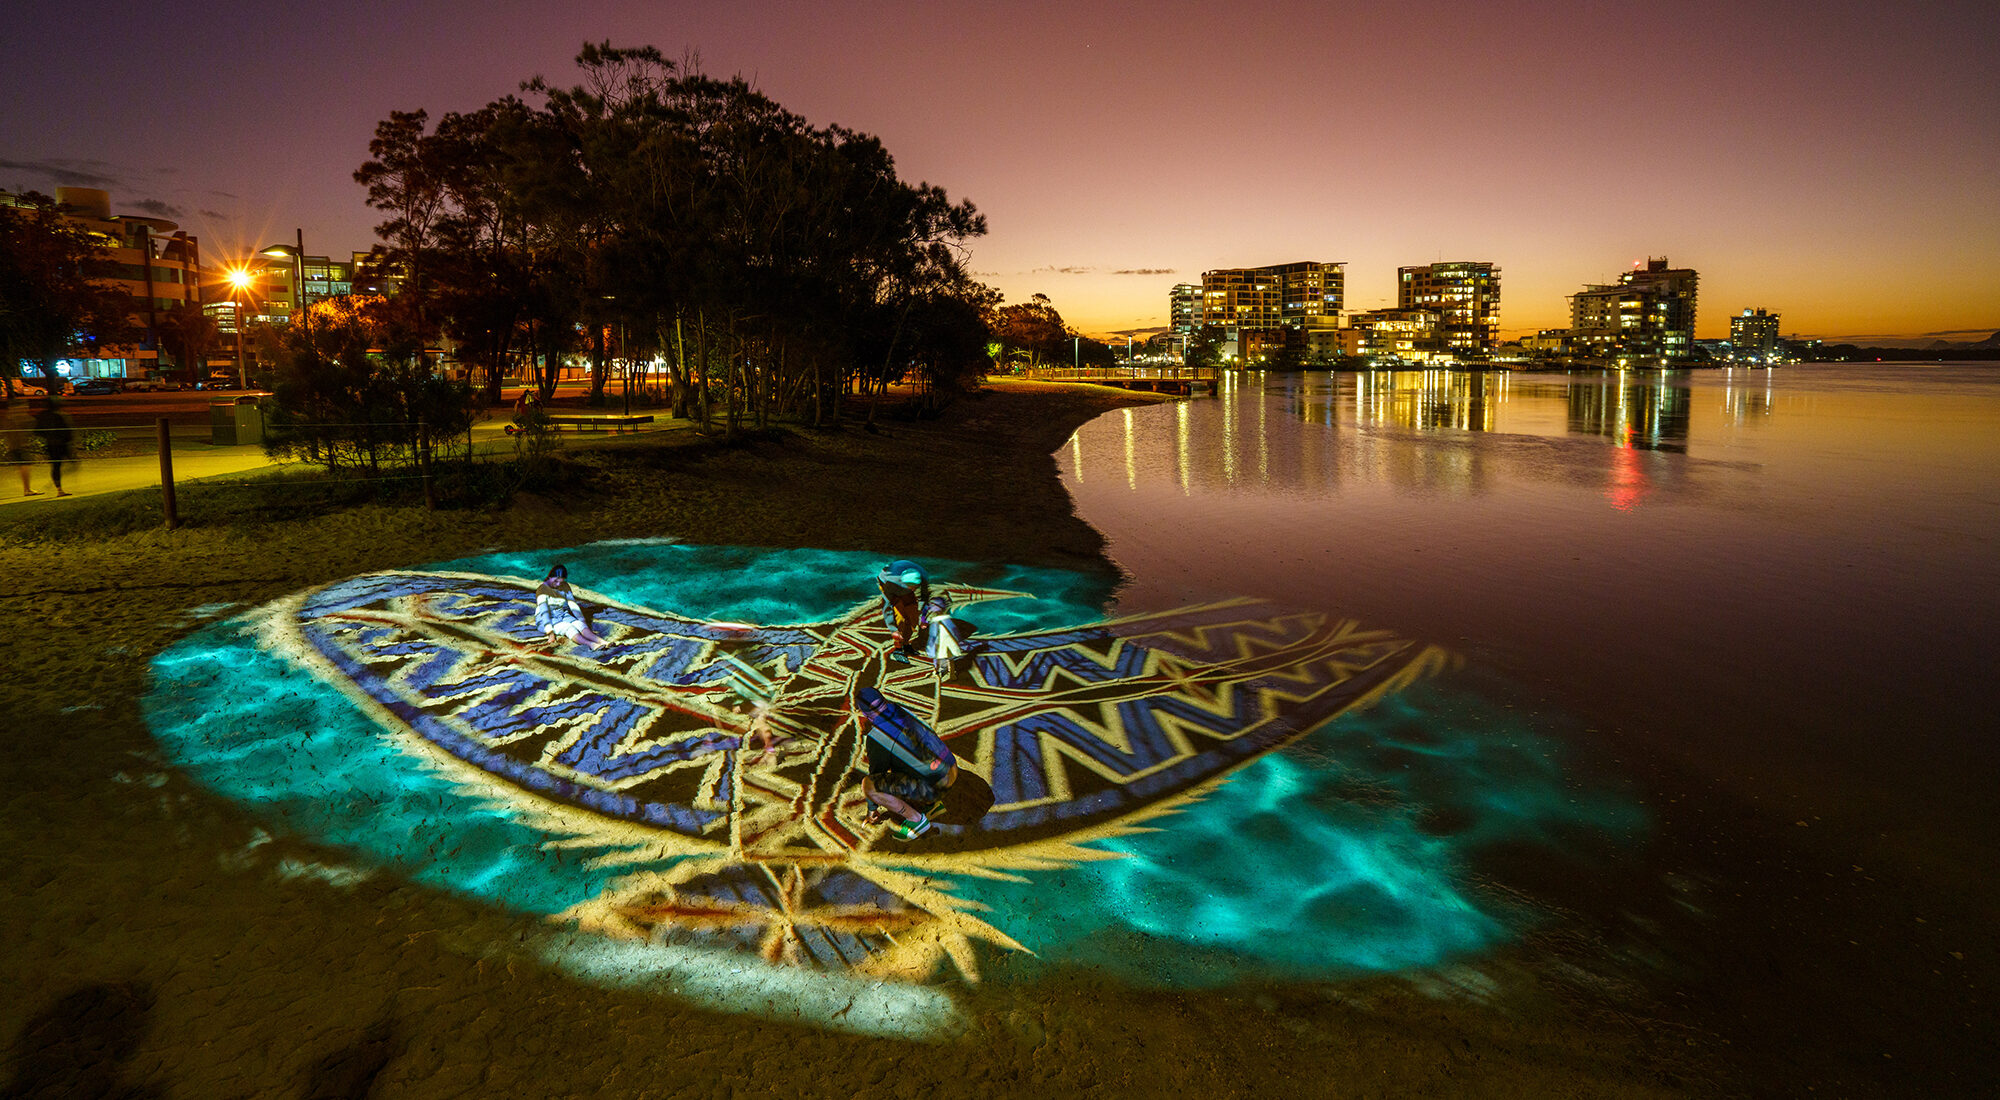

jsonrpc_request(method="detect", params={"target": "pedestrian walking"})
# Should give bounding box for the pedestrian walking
[30,397,74,497]
[1,398,37,496]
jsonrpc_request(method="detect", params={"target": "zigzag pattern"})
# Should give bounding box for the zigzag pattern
[275,568,1442,980]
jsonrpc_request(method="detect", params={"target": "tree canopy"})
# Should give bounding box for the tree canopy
[0,192,139,392]
[353,44,998,430]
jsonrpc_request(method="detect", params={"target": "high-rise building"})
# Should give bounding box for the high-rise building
[1169,283,1203,337]
[1398,261,1501,353]
[1567,257,1699,364]
[1200,267,1282,333]
[1264,261,1344,328]
[1185,261,1344,362]
[1730,308,1780,360]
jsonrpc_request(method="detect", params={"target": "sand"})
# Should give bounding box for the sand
[0,381,1723,1098]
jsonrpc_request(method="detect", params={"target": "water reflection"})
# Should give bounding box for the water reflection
[1720,366,1776,424]
[1567,377,1689,453]
[1079,370,1713,501]
[1353,370,1503,432]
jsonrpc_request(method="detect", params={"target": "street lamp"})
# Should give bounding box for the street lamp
[226,267,253,388]
[261,228,308,332]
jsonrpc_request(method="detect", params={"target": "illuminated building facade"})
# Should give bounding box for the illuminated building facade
[1567,257,1700,364]
[1169,283,1203,337]
[1200,268,1281,333]
[1730,308,1781,360]
[1349,307,1442,362]
[1304,325,1363,360]
[1398,261,1501,353]
[259,253,355,325]
[1265,261,1344,328]
[2,186,214,381]
[1187,261,1344,362]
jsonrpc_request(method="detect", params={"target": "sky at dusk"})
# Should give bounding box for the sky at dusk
[3,0,1995,343]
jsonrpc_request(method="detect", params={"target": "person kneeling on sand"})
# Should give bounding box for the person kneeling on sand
[534,563,610,650]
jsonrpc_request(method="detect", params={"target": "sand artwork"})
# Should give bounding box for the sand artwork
[146,544,1466,1036]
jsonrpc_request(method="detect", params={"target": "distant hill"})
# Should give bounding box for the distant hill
[1832,332,1999,351]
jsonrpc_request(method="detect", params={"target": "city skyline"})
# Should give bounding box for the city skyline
[2,0,1994,345]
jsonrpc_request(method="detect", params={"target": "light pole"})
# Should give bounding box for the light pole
[261,228,309,333]
[226,268,253,388]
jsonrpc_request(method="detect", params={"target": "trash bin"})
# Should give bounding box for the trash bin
[210,396,265,446]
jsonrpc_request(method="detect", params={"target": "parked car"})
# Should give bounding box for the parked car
[72,377,122,395]
[202,374,242,391]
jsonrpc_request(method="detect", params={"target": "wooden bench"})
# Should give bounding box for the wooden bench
[507,414,656,434]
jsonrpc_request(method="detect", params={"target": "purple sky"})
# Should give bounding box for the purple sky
[4,0,1995,341]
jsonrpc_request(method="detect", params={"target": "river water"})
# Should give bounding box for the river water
[1059,364,2000,1090]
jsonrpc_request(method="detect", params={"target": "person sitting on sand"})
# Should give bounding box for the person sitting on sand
[533,563,610,649]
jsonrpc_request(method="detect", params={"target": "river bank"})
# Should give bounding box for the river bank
[0,380,1726,1098]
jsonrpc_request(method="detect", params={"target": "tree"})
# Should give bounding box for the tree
[354,110,454,360]
[354,43,993,432]
[1184,327,1221,370]
[0,192,139,393]
[156,300,219,381]
[992,294,1068,369]
[263,294,474,475]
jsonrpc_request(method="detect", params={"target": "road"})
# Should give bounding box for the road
[14,384,617,434]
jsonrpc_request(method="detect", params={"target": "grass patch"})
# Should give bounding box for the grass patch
[0,454,604,543]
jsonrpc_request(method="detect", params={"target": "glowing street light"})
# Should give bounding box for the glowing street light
[225,267,254,388]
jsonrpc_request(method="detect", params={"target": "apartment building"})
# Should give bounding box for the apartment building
[1568,257,1700,363]
[2,186,214,380]
[1398,261,1500,353]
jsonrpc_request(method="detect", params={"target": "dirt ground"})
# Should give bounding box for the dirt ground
[0,381,1734,1098]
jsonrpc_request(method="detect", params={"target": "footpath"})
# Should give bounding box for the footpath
[0,416,689,508]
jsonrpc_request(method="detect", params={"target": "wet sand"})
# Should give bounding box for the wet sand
[0,380,1832,1097]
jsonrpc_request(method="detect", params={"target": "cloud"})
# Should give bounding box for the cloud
[1921,327,1999,338]
[209,189,239,199]
[0,156,124,188]
[1024,265,1178,276]
[133,198,187,218]
[199,208,227,220]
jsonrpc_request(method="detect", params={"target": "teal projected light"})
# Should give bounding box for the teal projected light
[145,542,1638,1031]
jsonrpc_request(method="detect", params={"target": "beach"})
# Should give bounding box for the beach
[1,379,1731,1098]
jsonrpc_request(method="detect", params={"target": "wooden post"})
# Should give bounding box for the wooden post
[157,417,178,529]
[419,417,436,511]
